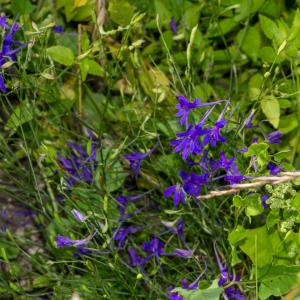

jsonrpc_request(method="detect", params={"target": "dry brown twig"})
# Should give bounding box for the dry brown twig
[197,171,300,200]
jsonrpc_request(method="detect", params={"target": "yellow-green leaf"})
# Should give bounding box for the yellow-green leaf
[261,96,280,128]
[47,46,74,66]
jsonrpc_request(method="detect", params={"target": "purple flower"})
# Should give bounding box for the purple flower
[168,291,184,300]
[170,17,178,34]
[175,96,201,125]
[142,237,165,256]
[224,175,246,184]
[203,120,227,147]
[0,74,6,93]
[56,232,95,248]
[261,194,269,209]
[173,248,193,258]
[164,183,186,206]
[124,144,157,177]
[268,162,282,175]
[171,123,208,160]
[52,25,63,33]
[128,247,143,267]
[0,16,9,29]
[267,131,282,144]
[214,242,244,300]
[71,209,85,222]
[113,226,140,248]
[58,135,98,188]
[180,170,209,197]
[243,110,257,129]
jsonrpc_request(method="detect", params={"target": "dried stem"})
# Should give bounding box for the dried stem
[198,172,300,200]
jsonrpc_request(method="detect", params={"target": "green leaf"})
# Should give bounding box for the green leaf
[174,279,223,300]
[292,193,300,223]
[105,161,127,192]
[5,102,34,131]
[279,113,299,134]
[228,225,247,245]
[80,59,104,81]
[289,9,300,41]
[261,97,280,128]
[239,27,261,61]
[11,0,35,15]
[239,226,275,267]
[259,14,279,40]
[244,194,264,217]
[155,0,172,26]
[259,46,276,63]
[232,195,243,208]
[47,46,74,66]
[108,0,135,26]
[245,143,269,169]
[183,4,202,29]
[266,209,280,229]
[210,18,238,37]
[258,265,300,300]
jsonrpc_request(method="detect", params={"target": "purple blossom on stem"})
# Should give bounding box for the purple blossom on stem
[171,123,208,160]
[124,143,157,177]
[52,25,63,33]
[268,162,282,175]
[113,226,140,248]
[267,131,282,144]
[180,170,209,197]
[175,96,201,125]
[128,247,143,267]
[173,248,193,258]
[56,231,96,248]
[164,183,186,206]
[261,194,269,209]
[168,291,184,300]
[214,242,244,300]
[203,120,227,147]
[71,209,85,222]
[170,17,178,34]
[243,110,257,129]
[142,237,165,257]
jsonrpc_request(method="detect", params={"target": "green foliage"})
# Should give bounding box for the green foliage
[47,46,75,66]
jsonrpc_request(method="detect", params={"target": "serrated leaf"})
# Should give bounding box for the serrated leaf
[258,265,300,300]
[244,194,264,217]
[279,113,299,134]
[47,46,74,66]
[261,97,280,128]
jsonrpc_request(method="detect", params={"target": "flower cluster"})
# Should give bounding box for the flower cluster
[0,16,26,93]
[57,132,98,188]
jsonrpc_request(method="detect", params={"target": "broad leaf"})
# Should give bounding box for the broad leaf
[261,97,280,128]
[47,46,74,66]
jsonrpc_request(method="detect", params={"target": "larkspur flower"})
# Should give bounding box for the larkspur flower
[57,135,98,188]
[173,248,193,258]
[124,143,157,177]
[261,194,269,209]
[128,247,144,267]
[0,18,26,93]
[214,242,244,300]
[170,17,178,34]
[180,170,209,197]
[71,209,85,222]
[56,231,96,248]
[268,162,282,175]
[175,95,201,125]
[224,175,247,184]
[52,25,63,33]
[113,226,140,248]
[203,120,227,147]
[267,131,282,144]
[168,291,184,300]
[164,183,186,206]
[171,123,209,160]
[142,237,165,257]
[243,110,257,129]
